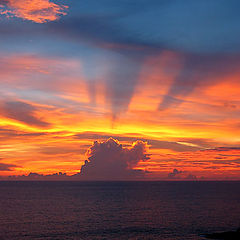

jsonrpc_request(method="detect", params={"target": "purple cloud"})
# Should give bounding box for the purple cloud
[78,138,150,180]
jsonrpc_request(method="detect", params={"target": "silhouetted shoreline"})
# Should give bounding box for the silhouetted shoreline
[204,228,240,239]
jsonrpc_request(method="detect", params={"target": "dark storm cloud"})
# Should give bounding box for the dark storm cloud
[0,101,50,127]
[78,138,150,180]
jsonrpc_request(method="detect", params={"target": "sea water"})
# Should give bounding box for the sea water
[0,181,239,240]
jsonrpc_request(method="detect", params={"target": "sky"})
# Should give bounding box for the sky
[0,0,240,180]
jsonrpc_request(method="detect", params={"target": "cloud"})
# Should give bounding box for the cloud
[185,174,197,180]
[167,168,197,180]
[203,147,240,152]
[44,1,240,53]
[74,132,202,152]
[4,172,69,180]
[0,100,50,127]
[0,162,17,171]
[168,169,183,179]
[0,0,68,23]
[0,127,47,137]
[78,138,150,180]
[1,1,240,118]
[159,54,240,110]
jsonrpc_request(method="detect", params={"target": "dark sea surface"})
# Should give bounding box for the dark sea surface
[0,181,240,240]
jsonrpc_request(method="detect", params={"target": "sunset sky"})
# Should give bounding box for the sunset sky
[0,0,240,180]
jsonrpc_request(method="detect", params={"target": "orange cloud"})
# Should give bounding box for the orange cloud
[140,146,240,180]
[0,50,240,180]
[0,0,68,23]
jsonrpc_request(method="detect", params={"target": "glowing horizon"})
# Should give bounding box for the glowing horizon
[0,0,240,180]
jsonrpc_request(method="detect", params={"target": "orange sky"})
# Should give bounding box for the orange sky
[0,52,239,180]
[0,0,240,180]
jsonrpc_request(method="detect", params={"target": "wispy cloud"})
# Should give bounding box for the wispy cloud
[0,1,240,180]
[0,162,17,171]
[0,100,50,127]
[167,168,197,180]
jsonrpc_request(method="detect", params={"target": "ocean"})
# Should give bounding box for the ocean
[0,181,239,240]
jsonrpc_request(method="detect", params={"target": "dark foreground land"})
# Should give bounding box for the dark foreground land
[205,228,240,240]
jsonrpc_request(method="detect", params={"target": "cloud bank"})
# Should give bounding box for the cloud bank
[168,169,197,180]
[79,138,150,180]
[0,0,68,23]
[0,101,50,127]
[0,162,17,171]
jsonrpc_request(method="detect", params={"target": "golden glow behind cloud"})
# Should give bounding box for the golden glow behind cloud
[1,50,240,179]
[1,0,240,180]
